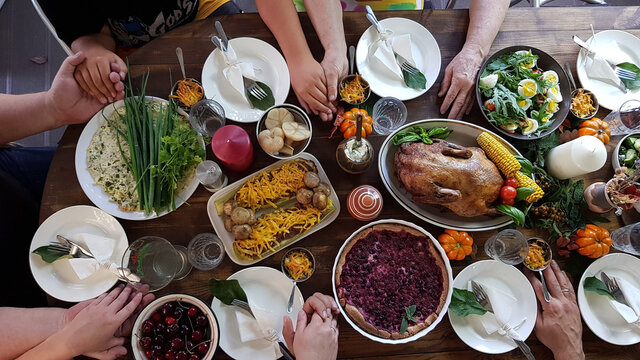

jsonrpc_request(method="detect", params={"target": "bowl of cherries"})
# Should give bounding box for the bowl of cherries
[132,294,219,360]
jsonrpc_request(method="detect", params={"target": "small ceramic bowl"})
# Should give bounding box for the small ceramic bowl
[131,294,220,360]
[256,104,312,160]
[612,132,640,172]
[339,74,371,106]
[570,88,599,121]
[170,78,204,113]
[281,247,315,282]
[347,185,383,221]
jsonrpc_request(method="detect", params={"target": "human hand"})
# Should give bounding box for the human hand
[283,311,339,360]
[320,48,348,121]
[525,260,585,360]
[55,285,144,359]
[438,44,483,120]
[46,52,124,127]
[289,54,334,121]
[73,46,127,104]
[302,292,340,320]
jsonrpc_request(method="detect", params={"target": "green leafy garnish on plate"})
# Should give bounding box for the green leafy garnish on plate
[584,276,614,299]
[449,288,487,317]
[402,69,426,90]
[617,62,640,90]
[392,126,452,146]
[496,204,526,226]
[247,81,275,111]
[209,278,248,305]
[32,246,72,263]
[399,305,417,334]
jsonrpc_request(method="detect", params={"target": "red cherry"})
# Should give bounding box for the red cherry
[142,320,155,334]
[176,351,189,360]
[189,355,200,360]
[164,316,176,325]
[165,350,176,360]
[187,306,198,317]
[145,349,153,359]
[191,330,203,342]
[197,342,209,354]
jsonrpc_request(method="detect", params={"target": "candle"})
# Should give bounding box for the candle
[211,125,254,172]
[545,135,607,180]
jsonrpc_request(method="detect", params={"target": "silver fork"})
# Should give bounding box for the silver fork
[243,76,268,100]
[601,273,640,328]
[395,53,419,75]
[615,67,637,80]
[48,241,83,257]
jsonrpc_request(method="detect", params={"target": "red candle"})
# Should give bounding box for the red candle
[211,125,254,172]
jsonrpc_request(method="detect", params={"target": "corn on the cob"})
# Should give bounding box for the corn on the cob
[514,171,544,203]
[476,132,521,177]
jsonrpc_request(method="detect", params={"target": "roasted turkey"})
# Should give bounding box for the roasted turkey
[394,140,503,217]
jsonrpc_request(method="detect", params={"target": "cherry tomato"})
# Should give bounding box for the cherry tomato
[484,99,495,112]
[500,186,517,201]
[504,178,518,188]
[502,198,515,206]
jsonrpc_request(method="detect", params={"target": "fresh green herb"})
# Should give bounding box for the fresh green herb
[515,187,535,202]
[617,62,640,90]
[209,279,248,305]
[399,305,417,333]
[497,204,526,226]
[449,288,487,317]
[584,276,614,299]
[515,155,533,177]
[136,244,152,277]
[392,126,452,146]
[402,69,426,90]
[247,81,275,110]
[32,246,71,263]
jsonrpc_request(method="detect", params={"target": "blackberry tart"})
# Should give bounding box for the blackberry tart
[335,224,449,339]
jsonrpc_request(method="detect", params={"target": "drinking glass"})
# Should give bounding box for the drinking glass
[372,97,407,135]
[484,229,529,265]
[187,233,225,271]
[189,99,226,136]
[610,222,640,256]
[196,160,227,193]
[603,99,640,135]
[120,236,192,292]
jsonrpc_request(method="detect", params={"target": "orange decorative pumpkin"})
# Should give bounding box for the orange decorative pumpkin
[577,118,611,145]
[340,108,373,139]
[575,224,612,258]
[438,229,473,261]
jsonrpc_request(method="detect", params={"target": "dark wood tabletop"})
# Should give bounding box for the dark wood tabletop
[41,6,640,360]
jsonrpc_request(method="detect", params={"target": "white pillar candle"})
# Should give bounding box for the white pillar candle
[545,135,607,180]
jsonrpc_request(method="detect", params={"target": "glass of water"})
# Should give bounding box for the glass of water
[603,99,640,135]
[196,160,227,193]
[610,222,640,256]
[372,97,408,135]
[484,229,529,265]
[187,233,225,271]
[189,99,226,136]
[120,236,192,292]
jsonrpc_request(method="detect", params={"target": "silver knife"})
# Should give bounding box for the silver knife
[572,35,628,93]
[215,21,229,52]
[471,281,536,360]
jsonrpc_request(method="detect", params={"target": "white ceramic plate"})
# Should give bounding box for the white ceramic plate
[211,267,304,360]
[578,253,640,345]
[332,219,453,344]
[201,37,290,123]
[75,97,204,221]
[378,119,521,231]
[448,260,537,354]
[355,17,441,101]
[29,205,128,302]
[576,30,640,111]
[207,152,340,266]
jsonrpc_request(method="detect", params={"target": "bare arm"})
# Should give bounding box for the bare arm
[71,24,116,53]
[438,0,509,119]
[0,307,66,360]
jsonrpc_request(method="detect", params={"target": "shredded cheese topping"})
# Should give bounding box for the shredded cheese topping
[284,251,314,280]
[339,74,369,104]
[570,89,596,118]
[170,79,204,107]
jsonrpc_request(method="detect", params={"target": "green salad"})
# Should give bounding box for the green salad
[478,50,563,136]
[619,135,640,169]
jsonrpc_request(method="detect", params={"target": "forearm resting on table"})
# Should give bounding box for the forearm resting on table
[304,0,346,54]
[463,0,510,59]
[0,307,67,360]
[71,25,116,53]
[0,93,62,144]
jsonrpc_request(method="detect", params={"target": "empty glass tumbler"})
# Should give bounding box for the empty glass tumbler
[610,222,640,256]
[189,99,226,136]
[603,99,640,135]
[187,233,225,271]
[196,160,227,192]
[372,97,408,135]
[484,229,529,265]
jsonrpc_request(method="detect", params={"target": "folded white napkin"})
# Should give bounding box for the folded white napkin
[373,33,415,80]
[233,299,282,358]
[66,233,119,281]
[467,281,526,342]
[220,44,256,103]
[583,40,633,89]
[601,273,640,324]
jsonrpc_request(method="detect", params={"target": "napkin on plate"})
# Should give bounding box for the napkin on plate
[601,272,640,324]
[582,40,633,89]
[466,281,526,342]
[372,33,415,80]
[220,44,256,103]
[65,233,119,281]
[233,299,282,358]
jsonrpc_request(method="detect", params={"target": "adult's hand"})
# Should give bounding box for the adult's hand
[438,44,483,120]
[73,46,127,104]
[46,52,124,127]
[525,260,585,360]
[301,292,340,320]
[289,55,334,120]
[283,311,339,360]
[320,49,348,121]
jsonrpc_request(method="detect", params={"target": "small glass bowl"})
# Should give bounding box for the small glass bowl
[339,74,371,106]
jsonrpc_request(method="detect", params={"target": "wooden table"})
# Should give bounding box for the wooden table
[41,6,640,360]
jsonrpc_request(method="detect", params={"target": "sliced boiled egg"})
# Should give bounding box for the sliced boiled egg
[522,118,539,135]
[518,79,538,99]
[517,98,532,111]
[515,50,537,69]
[545,98,560,114]
[479,73,499,89]
[500,123,519,133]
[541,70,559,86]
[545,85,563,102]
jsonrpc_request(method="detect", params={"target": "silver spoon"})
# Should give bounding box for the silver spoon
[281,248,315,313]
[176,47,186,79]
[349,45,355,75]
[524,237,553,302]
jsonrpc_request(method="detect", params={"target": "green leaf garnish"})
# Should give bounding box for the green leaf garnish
[584,276,614,299]
[449,288,487,317]
[209,278,248,305]
[496,204,526,226]
[392,126,452,146]
[247,81,275,110]
[32,246,72,263]
[399,305,417,333]
[402,69,426,90]
[515,187,535,202]
[617,62,640,90]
